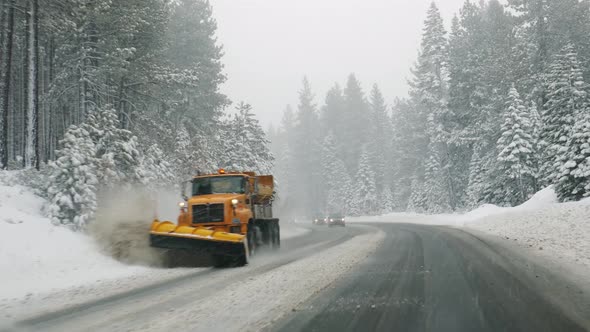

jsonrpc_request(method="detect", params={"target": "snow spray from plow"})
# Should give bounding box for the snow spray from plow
[88,187,178,268]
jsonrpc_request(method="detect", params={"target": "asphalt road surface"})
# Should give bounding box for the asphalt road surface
[272,223,590,332]
[9,223,590,332]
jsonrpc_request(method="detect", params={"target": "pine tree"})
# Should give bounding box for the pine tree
[167,0,228,124]
[142,144,174,190]
[367,84,392,193]
[423,151,450,213]
[380,186,395,215]
[353,147,377,215]
[292,78,323,215]
[85,107,143,187]
[173,124,192,182]
[407,176,426,213]
[409,2,456,209]
[465,149,485,208]
[47,125,97,230]
[542,44,589,184]
[222,102,274,174]
[555,111,590,201]
[322,132,351,213]
[390,98,427,211]
[496,86,536,203]
[342,74,369,172]
[274,105,296,213]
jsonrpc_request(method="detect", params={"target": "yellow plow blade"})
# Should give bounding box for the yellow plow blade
[149,220,248,267]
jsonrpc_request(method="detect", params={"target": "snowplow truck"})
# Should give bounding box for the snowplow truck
[150,170,280,267]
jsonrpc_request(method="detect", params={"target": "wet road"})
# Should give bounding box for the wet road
[272,223,590,332]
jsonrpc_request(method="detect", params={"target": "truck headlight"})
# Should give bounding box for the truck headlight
[178,201,186,208]
[231,199,239,206]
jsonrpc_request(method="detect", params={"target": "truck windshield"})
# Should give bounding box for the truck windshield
[192,176,246,196]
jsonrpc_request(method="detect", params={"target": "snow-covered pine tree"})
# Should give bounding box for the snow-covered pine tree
[222,102,274,174]
[423,151,450,213]
[322,132,352,213]
[390,98,426,211]
[142,144,174,190]
[380,186,395,215]
[542,44,589,184]
[555,110,590,201]
[341,74,370,173]
[529,101,542,190]
[85,107,143,187]
[353,147,377,215]
[496,86,536,204]
[465,149,485,208]
[240,102,274,174]
[172,124,192,182]
[407,176,426,213]
[409,2,456,209]
[367,84,392,193]
[47,125,97,230]
[292,78,323,214]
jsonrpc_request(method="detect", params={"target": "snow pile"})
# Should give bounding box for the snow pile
[348,186,558,226]
[0,183,159,301]
[352,186,590,269]
[466,194,590,268]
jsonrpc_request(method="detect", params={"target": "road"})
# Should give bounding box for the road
[9,223,590,332]
[272,223,590,332]
[9,224,370,332]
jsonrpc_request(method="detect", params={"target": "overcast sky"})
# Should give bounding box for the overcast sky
[209,0,466,127]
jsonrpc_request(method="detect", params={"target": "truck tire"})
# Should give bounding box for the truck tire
[247,222,257,255]
[271,222,281,250]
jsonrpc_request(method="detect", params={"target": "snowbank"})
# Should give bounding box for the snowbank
[0,183,162,301]
[348,187,559,226]
[351,187,590,269]
[465,194,590,269]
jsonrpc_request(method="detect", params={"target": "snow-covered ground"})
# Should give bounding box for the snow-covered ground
[0,180,311,306]
[350,187,590,270]
[0,183,168,302]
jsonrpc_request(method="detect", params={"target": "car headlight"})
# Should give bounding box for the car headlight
[330,219,334,222]
[231,198,239,206]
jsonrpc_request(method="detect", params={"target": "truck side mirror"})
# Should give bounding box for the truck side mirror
[181,180,190,201]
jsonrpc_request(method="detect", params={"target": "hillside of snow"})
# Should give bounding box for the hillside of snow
[0,182,160,301]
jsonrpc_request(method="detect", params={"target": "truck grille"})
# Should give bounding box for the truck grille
[192,204,225,223]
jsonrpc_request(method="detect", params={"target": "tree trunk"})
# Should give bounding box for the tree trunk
[47,37,55,161]
[1,0,15,169]
[33,0,40,170]
[0,1,6,81]
[24,0,33,168]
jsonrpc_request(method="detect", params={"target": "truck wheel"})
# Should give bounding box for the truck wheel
[254,225,263,247]
[247,224,257,255]
[272,223,281,249]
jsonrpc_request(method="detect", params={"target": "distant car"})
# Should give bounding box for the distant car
[327,214,345,227]
[312,215,328,225]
